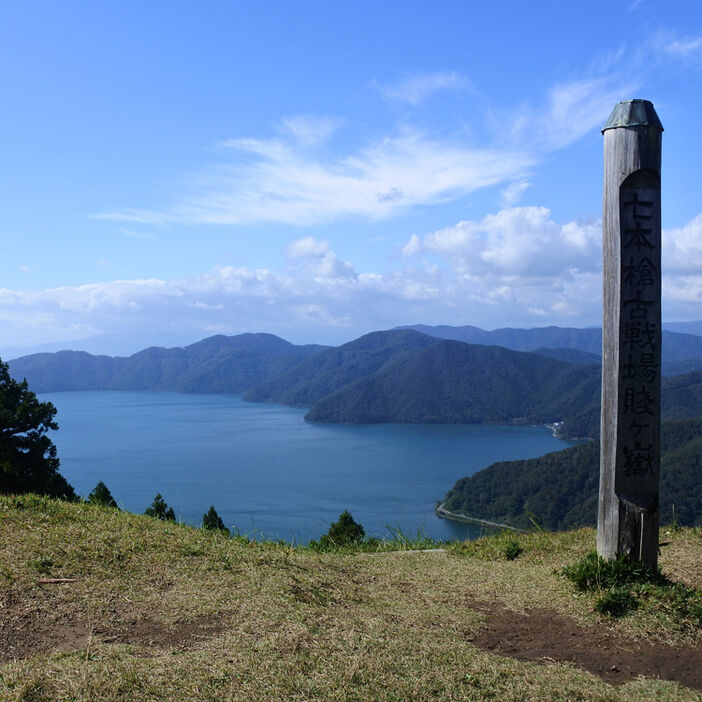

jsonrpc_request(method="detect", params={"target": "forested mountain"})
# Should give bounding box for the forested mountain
[8,328,702,440]
[557,370,702,439]
[244,330,438,406]
[399,324,702,369]
[531,347,602,365]
[303,340,601,425]
[440,418,702,530]
[399,324,604,354]
[8,334,327,393]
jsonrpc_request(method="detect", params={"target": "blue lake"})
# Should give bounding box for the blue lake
[40,391,579,543]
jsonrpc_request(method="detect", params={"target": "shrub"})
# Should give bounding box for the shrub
[562,551,702,622]
[501,539,523,561]
[309,510,367,551]
[321,510,365,547]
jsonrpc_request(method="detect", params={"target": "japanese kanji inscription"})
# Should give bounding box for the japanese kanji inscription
[598,100,663,568]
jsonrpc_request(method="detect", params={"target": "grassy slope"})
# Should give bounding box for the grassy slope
[1,496,701,701]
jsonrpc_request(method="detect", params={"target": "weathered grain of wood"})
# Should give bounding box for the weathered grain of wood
[597,99,663,568]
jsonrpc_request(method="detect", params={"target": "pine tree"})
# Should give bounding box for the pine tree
[87,480,118,508]
[320,510,365,547]
[202,505,229,534]
[145,493,176,521]
[0,358,75,499]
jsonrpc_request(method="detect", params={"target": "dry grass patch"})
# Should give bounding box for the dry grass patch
[1,496,701,701]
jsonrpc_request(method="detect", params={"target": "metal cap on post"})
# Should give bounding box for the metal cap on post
[597,99,663,568]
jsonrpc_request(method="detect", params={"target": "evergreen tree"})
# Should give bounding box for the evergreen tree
[202,505,229,533]
[0,358,75,499]
[145,493,176,521]
[320,510,366,547]
[87,480,118,508]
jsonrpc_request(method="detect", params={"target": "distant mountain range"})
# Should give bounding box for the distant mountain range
[8,334,327,394]
[440,417,702,529]
[7,325,702,440]
[397,324,702,373]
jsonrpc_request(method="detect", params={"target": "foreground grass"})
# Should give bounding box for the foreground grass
[1,495,700,701]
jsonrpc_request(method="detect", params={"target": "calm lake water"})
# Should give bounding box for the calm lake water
[40,391,579,543]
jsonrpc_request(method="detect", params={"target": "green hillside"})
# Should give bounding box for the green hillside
[305,340,600,424]
[559,371,702,439]
[244,329,438,406]
[8,334,326,394]
[440,418,702,530]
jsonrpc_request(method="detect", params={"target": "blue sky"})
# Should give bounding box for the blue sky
[2,1,702,356]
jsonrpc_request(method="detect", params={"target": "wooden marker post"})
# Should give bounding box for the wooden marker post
[598,99,663,568]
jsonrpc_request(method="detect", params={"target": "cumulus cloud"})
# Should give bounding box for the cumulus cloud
[287,237,330,259]
[373,70,470,105]
[406,206,601,277]
[287,237,356,279]
[663,213,702,274]
[4,210,702,353]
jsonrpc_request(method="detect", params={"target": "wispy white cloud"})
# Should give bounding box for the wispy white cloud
[500,180,531,207]
[654,31,702,63]
[278,115,342,146]
[107,127,534,227]
[506,75,639,151]
[121,228,157,240]
[94,210,172,225]
[95,66,638,229]
[373,70,470,105]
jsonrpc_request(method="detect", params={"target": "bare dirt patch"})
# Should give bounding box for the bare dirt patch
[469,602,702,691]
[0,593,228,661]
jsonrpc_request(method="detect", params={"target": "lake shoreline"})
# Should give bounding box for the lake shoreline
[435,503,526,533]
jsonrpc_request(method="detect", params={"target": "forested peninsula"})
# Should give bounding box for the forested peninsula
[439,417,702,529]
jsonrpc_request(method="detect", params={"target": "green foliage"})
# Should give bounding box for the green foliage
[0,358,76,500]
[87,480,119,508]
[501,539,523,560]
[322,510,365,546]
[309,510,367,551]
[594,587,639,616]
[562,551,664,591]
[29,556,53,574]
[145,493,176,521]
[562,551,702,624]
[202,505,229,534]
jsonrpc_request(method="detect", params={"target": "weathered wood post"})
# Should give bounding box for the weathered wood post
[598,99,663,568]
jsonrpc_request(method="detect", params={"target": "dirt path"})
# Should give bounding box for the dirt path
[469,602,702,691]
